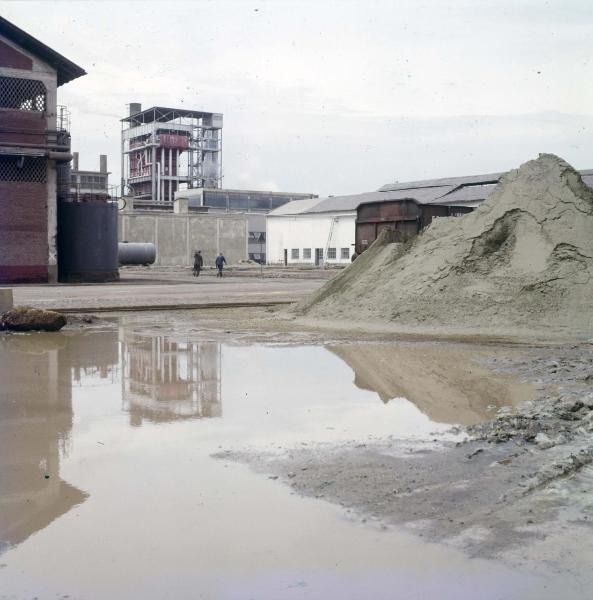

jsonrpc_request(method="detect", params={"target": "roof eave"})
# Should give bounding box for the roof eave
[0,17,86,86]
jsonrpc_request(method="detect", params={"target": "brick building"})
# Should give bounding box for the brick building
[0,17,85,283]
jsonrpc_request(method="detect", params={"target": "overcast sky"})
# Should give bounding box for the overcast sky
[4,0,593,196]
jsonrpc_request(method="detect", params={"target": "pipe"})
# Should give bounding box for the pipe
[156,160,161,203]
[48,151,73,162]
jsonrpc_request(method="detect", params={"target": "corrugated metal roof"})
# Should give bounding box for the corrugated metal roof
[432,183,498,205]
[378,172,503,193]
[304,186,456,214]
[270,167,593,218]
[581,174,593,188]
[267,197,324,216]
[305,192,385,213]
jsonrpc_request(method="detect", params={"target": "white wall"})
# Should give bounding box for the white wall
[266,212,355,265]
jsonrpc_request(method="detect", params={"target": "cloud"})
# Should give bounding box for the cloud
[3,0,593,195]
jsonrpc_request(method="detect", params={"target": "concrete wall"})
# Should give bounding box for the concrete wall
[266,212,356,265]
[119,210,248,267]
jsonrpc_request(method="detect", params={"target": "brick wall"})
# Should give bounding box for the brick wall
[0,180,48,283]
[0,109,46,145]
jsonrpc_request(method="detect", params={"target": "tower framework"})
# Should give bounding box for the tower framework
[121,104,223,203]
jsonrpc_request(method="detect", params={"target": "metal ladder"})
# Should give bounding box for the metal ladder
[323,217,337,267]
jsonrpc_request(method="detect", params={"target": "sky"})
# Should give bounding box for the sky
[4,0,593,197]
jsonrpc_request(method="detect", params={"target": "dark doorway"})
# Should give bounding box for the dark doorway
[315,248,323,266]
[284,249,288,266]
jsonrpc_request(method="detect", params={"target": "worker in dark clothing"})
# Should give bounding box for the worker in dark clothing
[215,252,226,277]
[193,250,203,277]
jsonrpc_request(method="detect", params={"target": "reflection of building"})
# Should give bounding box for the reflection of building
[121,332,222,425]
[0,334,88,552]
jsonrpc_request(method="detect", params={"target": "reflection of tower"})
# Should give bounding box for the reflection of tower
[66,331,119,384]
[120,331,222,425]
[0,334,87,552]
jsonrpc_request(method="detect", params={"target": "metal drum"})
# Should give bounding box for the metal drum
[57,201,119,282]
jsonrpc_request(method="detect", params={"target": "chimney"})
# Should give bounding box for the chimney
[72,152,79,171]
[129,102,141,116]
[100,155,107,173]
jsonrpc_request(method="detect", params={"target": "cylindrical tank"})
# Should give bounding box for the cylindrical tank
[118,242,156,266]
[57,201,119,282]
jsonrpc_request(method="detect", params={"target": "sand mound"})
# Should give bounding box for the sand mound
[295,154,593,335]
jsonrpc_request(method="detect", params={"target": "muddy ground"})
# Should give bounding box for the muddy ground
[58,306,593,577]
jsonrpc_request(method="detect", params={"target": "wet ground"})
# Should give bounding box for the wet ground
[0,320,591,599]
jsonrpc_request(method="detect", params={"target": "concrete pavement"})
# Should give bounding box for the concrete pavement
[9,274,326,312]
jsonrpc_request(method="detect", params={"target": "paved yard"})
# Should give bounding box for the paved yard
[7,271,327,311]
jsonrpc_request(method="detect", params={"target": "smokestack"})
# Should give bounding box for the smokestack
[129,102,141,117]
[72,151,79,171]
[100,155,107,173]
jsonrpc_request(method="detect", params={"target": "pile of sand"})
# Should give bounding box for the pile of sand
[295,154,593,336]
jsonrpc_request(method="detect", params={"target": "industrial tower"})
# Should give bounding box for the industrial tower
[121,103,223,204]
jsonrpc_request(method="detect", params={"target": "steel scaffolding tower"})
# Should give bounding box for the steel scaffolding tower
[121,104,223,204]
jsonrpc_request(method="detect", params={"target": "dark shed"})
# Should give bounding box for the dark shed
[355,199,472,255]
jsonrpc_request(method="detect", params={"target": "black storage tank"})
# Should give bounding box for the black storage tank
[57,200,119,283]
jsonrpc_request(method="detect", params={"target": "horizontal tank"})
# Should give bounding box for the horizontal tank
[118,242,156,266]
[58,201,119,283]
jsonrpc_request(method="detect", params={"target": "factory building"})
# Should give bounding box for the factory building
[69,152,110,200]
[174,187,317,263]
[121,104,223,204]
[0,17,85,283]
[267,168,593,265]
[266,172,506,266]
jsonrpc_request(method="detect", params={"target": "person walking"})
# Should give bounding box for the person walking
[215,252,226,278]
[193,250,203,277]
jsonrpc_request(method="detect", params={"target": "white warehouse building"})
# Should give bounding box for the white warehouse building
[265,170,522,266]
[266,194,364,266]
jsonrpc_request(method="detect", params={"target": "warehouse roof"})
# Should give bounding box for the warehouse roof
[0,17,86,86]
[304,187,457,214]
[269,167,593,218]
[431,183,498,207]
[378,172,503,192]
[267,197,324,215]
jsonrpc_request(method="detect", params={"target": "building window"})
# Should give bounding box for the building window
[249,232,266,243]
[291,248,299,260]
[303,248,311,259]
[341,247,350,259]
[0,77,46,111]
[0,155,47,182]
[327,248,337,260]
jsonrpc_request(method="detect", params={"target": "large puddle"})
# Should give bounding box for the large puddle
[0,325,565,599]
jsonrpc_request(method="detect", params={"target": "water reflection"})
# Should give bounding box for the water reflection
[120,332,222,425]
[0,329,533,557]
[0,333,101,552]
[329,343,533,426]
